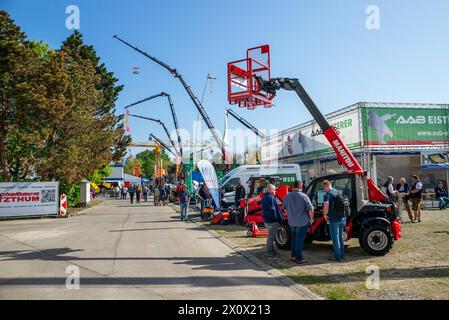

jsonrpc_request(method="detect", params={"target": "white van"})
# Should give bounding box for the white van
[219,164,301,206]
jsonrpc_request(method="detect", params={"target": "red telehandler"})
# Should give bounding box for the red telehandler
[260,77,401,255]
[228,45,401,255]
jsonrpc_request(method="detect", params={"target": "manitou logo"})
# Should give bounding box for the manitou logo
[396,116,426,124]
[332,140,355,168]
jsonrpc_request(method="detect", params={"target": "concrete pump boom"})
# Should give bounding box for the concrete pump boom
[124,92,183,158]
[128,113,179,156]
[225,108,266,139]
[113,35,230,168]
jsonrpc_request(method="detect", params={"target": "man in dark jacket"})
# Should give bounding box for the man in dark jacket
[234,179,246,206]
[395,178,409,193]
[435,180,449,210]
[383,176,395,199]
[261,184,284,258]
[198,183,211,221]
[128,185,135,204]
[179,184,190,221]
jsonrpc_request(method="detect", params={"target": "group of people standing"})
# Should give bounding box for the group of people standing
[153,184,171,206]
[384,175,449,223]
[113,184,151,204]
[127,184,151,204]
[261,180,347,264]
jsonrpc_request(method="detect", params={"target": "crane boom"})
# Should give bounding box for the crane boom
[124,93,163,109]
[124,92,183,158]
[149,134,177,157]
[128,113,179,156]
[113,35,230,168]
[162,92,182,158]
[257,76,386,201]
[225,108,266,139]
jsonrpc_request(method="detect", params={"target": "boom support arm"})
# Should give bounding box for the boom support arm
[129,113,179,156]
[125,92,183,158]
[114,35,230,168]
[225,108,266,139]
[149,134,177,157]
[258,77,386,201]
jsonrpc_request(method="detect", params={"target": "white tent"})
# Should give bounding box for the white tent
[124,173,141,185]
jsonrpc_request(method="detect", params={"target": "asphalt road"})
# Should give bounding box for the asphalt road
[0,198,310,299]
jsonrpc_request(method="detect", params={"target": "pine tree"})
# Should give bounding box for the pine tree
[0,11,50,181]
[61,31,131,162]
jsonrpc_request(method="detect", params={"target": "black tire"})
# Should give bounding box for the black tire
[360,224,394,256]
[247,230,253,237]
[275,223,291,250]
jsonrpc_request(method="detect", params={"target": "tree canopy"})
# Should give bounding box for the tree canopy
[124,149,173,178]
[0,11,130,188]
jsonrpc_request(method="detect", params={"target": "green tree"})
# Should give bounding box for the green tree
[0,11,131,210]
[87,164,111,184]
[0,11,44,181]
[124,149,174,178]
[124,156,143,176]
[60,31,131,162]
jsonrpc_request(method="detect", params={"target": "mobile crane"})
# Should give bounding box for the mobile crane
[113,35,230,168]
[125,92,183,158]
[250,76,402,255]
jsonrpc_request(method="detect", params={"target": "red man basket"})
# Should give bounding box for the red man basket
[227,45,275,109]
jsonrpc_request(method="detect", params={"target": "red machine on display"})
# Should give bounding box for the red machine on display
[228,46,401,255]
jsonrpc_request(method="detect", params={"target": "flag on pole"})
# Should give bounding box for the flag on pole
[223,110,230,147]
[125,110,130,132]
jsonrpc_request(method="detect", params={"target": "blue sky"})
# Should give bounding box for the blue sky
[2,0,449,157]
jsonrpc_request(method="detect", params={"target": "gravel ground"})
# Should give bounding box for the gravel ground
[200,208,449,300]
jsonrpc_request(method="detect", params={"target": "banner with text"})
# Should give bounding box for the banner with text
[0,182,59,218]
[362,106,449,146]
[197,160,220,210]
[261,109,361,162]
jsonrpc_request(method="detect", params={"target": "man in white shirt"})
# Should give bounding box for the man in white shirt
[408,175,423,223]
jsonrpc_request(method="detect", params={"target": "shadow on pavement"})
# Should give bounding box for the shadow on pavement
[0,248,268,272]
[109,227,186,232]
[0,275,288,287]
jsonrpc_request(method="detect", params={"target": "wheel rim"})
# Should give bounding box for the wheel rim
[367,230,388,251]
[276,227,288,245]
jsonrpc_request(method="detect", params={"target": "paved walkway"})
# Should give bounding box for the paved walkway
[0,198,312,299]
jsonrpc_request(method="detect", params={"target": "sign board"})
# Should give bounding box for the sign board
[420,151,449,170]
[261,108,361,162]
[362,106,449,147]
[105,165,124,182]
[60,194,67,216]
[0,181,59,218]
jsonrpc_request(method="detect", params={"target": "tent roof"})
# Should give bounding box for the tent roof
[123,173,141,183]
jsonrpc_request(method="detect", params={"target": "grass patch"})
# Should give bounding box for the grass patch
[327,286,352,300]
[290,274,334,286]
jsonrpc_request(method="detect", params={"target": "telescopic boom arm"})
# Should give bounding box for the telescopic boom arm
[257,77,386,201]
[128,113,179,156]
[225,108,266,139]
[113,35,230,168]
[124,92,183,158]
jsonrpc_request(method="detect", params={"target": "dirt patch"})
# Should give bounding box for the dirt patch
[200,209,449,300]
